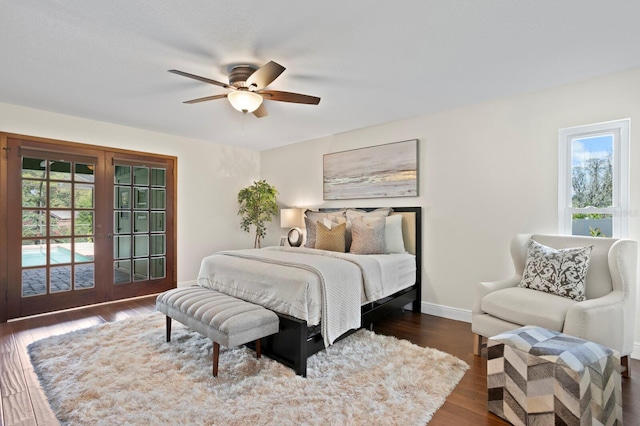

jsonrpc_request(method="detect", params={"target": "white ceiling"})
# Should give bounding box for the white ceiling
[2,1,640,151]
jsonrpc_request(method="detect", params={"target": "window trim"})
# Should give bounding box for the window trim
[558,119,630,238]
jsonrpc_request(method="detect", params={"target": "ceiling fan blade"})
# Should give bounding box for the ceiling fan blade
[168,69,231,89]
[246,61,285,90]
[252,103,268,118]
[258,90,321,105]
[183,94,228,104]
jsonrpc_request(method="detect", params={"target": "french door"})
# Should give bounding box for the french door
[1,134,176,321]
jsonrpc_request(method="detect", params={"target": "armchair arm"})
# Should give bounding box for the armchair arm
[472,275,521,315]
[563,290,629,355]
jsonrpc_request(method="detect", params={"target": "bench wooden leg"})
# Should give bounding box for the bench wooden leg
[166,316,172,342]
[473,333,484,356]
[213,342,220,377]
[256,339,261,359]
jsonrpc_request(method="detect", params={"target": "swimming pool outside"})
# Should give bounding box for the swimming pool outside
[22,244,94,267]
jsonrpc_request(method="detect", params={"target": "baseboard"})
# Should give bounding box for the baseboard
[632,343,640,360]
[421,301,471,323]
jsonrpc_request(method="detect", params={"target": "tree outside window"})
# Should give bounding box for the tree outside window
[558,119,629,238]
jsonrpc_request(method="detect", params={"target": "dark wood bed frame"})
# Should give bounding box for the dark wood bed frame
[255,207,422,377]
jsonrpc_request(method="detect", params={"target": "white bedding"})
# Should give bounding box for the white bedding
[196,246,416,345]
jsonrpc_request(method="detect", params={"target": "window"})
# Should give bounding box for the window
[558,119,630,238]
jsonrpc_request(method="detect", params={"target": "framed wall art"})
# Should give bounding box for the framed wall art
[323,139,418,200]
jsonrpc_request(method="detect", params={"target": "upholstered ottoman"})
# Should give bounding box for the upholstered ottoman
[156,286,279,377]
[487,326,621,425]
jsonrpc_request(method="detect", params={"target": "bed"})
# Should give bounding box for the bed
[196,207,422,376]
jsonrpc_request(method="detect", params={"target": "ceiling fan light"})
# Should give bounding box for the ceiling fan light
[227,90,263,113]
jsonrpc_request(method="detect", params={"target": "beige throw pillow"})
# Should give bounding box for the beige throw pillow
[349,218,385,255]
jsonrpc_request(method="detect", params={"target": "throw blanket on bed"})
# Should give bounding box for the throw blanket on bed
[197,247,384,346]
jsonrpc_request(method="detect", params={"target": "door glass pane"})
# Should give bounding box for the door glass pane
[50,182,72,208]
[150,189,165,210]
[114,260,131,284]
[150,212,165,232]
[74,184,94,208]
[50,211,72,236]
[22,243,47,267]
[133,235,149,257]
[22,157,46,179]
[151,168,166,187]
[134,166,149,186]
[133,259,149,281]
[74,237,94,262]
[115,187,131,209]
[150,234,165,255]
[74,211,94,235]
[134,188,148,209]
[50,239,72,264]
[115,165,131,184]
[134,212,149,233]
[50,161,72,181]
[22,180,47,207]
[114,235,131,259]
[23,211,47,238]
[75,263,95,289]
[22,268,46,297]
[114,211,131,234]
[150,257,165,279]
[50,266,71,293]
[75,163,95,182]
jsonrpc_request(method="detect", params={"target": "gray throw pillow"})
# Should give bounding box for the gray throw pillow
[519,239,593,301]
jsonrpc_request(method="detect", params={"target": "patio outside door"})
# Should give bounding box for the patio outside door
[2,135,175,321]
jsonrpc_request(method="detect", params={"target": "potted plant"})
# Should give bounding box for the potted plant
[237,180,279,248]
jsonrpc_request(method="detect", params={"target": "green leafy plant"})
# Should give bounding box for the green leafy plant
[237,180,279,248]
[589,226,607,238]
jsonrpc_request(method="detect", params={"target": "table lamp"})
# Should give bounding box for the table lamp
[280,208,304,247]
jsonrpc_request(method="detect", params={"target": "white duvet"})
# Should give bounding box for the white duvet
[196,246,415,346]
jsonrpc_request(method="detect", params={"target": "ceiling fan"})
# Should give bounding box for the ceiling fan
[168,61,320,118]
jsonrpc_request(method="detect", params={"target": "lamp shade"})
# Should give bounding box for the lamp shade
[280,208,303,228]
[227,90,263,113]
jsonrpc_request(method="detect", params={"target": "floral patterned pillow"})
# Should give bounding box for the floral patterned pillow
[519,239,593,301]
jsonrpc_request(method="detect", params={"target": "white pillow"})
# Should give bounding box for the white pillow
[363,214,406,253]
[384,214,406,253]
[322,217,346,229]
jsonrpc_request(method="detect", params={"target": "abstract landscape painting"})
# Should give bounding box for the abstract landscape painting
[323,139,418,200]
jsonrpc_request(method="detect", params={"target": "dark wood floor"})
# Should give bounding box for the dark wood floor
[0,297,638,425]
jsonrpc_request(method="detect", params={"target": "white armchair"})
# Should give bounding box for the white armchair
[472,234,637,376]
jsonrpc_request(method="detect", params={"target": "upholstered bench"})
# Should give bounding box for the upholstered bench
[156,286,279,377]
[487,326,621,425]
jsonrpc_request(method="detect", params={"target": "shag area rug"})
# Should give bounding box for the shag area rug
[28,313,468,425]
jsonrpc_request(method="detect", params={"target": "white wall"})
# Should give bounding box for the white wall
[0,102,261,285]
[260,67,640,358]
